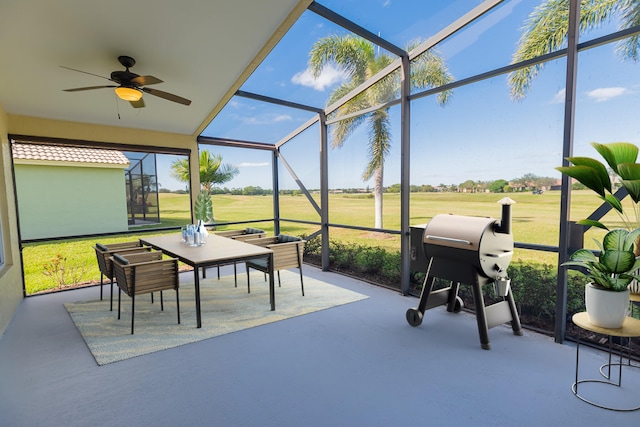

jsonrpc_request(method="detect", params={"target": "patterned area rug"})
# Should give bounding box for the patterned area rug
[65,270,368,365]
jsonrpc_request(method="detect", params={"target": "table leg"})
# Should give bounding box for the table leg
[268,252,275,311]
[574,336,580,394]
[194,266,202,328]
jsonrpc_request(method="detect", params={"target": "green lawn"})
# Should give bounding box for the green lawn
[22,190,610,294]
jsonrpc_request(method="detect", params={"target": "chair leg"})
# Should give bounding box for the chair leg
[246,264,251,294]
[109,275,114,311]
[176,289,181,325]
[131,294,135,335]
[297,250,305,296]
[217,265,221,280]
[234,262,237,287]
[151,293,154,304]
[99,274,104,300]
[277,271,281,287]
[160,290,164,311]
[117,288,122,319]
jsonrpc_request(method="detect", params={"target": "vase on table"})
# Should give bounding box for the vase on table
[195,220,208,246]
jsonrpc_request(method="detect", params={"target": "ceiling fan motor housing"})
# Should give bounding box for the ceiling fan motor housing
[110,70,138,86]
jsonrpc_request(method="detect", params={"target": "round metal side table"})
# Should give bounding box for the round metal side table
[630,293,640,317]
[572,312,640,411]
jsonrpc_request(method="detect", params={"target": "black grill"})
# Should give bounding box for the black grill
[406,198,522,350]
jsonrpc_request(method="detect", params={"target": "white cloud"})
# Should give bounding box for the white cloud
[273,114,292,122]
[240,114,292,125]
[551,89,565,104]
[237,162,269,167]
[587,87,628,102]
[291,64,346,91]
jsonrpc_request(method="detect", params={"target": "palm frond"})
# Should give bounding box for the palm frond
[509,0,623,100]
[616,0,640,60]
[410,49,454,105]
[362,110,391,180]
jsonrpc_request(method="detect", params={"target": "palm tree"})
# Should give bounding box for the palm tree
[171,150,239,192]
[309,34,453,228]
[509,0,639,100]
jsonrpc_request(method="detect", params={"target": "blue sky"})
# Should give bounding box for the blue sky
[157,0,640,191]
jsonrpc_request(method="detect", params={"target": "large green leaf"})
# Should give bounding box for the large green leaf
[593,142,638,174]
[576,219,608,230]
[567,248,598,263]
[626,228,640,251]
[609,275,634,291]
[557,161,611,196]
[602,193,624,213]
[617,162,640,180]
[602,228,628,251]
[600,249,635,274]
[194,190,213,222]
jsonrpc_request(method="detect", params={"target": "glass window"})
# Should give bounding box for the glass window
[278,124,321,236]
[200,145,275,232]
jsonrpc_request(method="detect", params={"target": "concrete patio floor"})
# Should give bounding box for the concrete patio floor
[1,264,639,426]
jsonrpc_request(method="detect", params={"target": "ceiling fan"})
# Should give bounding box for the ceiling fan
[62,55,191,108]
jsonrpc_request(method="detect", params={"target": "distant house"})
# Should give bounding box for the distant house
[12,143,130,239]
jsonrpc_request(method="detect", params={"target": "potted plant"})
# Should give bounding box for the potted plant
[193,189,213,245]
[556,142,640,239]
[562,228,640,328]
[557,142,640,294]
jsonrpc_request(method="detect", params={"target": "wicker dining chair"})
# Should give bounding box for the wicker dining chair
[244,234,305,296]
[211,227,266,285]
[112,251,180,335]
[93,241,152,310]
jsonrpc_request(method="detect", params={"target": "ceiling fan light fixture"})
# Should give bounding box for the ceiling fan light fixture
[114,86,142,101]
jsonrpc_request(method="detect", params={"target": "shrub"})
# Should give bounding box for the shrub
[303,235,584,333]
[42,253,88,290]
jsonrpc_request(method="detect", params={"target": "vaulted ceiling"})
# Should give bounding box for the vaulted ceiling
[0,0,310,136]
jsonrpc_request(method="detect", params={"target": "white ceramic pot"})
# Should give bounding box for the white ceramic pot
[585,283,629,329]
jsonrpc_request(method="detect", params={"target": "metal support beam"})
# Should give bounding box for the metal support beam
[400,55,411,295]
[323,0,503,116]
[555,0,580,344]
[198,136,276,151]
[236,90,323,113]
[319,112,330,270]
[308,1,406,57]
[278,152,322,215]
[272,150,281,235]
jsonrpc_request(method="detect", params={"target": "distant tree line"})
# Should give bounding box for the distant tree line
[159,173,561,195]
[387,173,559,194]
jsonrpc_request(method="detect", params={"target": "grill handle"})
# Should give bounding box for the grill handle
[485,251,513,258]
[425,235,472,245]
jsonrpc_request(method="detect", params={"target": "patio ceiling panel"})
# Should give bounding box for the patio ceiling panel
[0,0,311,136]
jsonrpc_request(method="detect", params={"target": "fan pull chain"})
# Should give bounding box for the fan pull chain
[114,93,121,120]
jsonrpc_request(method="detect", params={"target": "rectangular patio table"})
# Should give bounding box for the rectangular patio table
[139,234,275,328]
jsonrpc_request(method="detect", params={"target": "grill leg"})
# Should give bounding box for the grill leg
[471,278,491,350]
[506,290,523,335]
[417,276,437,314]
[446,282,460,312]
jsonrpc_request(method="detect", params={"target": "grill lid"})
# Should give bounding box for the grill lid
[423,214,513,279]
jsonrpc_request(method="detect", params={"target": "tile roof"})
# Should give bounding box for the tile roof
[12,143,130,166]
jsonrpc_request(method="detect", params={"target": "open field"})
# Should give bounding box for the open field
[23,190,616,294]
